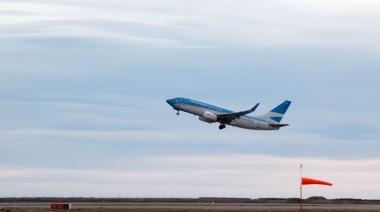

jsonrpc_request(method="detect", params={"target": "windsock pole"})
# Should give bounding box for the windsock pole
[300,164,303,212]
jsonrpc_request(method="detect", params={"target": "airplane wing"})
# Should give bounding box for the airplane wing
[217,103,259,123]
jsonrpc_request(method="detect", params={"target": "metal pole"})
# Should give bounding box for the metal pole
[300,164,303,212]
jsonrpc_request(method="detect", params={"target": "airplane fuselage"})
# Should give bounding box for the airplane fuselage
[167,97,283,130]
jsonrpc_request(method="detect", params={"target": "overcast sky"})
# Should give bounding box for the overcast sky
[1,0,380,199]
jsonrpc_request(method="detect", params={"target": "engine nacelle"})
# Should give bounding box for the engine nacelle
[199,116,213,123]
[200,111,217,123]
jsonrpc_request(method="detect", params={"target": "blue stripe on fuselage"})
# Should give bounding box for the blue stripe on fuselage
[176,97,268,123]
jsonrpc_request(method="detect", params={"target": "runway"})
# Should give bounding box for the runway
[1,202,380,211]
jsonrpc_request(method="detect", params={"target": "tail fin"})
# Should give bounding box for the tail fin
[260,100,291,123]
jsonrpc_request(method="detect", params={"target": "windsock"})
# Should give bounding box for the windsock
[302,177,332,186]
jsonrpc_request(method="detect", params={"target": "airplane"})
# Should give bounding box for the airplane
[166,97,291,130]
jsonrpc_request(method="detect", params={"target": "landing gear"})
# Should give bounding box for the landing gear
[219,123,226,130]
[176,111,179,115]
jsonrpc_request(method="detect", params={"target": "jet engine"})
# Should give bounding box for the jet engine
[199,111,217,123]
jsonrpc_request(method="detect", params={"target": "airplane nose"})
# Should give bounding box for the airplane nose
[166,99,174,106]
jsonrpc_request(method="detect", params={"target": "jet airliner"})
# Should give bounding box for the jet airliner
[166,97,291,130]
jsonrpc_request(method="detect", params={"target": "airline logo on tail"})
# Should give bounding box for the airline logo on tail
[259,100,291,128]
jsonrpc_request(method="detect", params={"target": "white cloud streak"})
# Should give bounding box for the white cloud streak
[1,0,380,49]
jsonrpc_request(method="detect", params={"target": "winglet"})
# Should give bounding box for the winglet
[251,103,259,112]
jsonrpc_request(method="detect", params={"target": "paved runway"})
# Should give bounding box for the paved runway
[1,202,380,211]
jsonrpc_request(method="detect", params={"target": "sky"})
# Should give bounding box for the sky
[1,0,380,199]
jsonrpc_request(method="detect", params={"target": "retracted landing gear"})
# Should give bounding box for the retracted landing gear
[219,123,226,130]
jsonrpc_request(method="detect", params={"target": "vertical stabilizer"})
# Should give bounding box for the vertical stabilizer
[260,100,291,123]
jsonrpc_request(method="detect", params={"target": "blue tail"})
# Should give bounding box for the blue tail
[260,100,291,123]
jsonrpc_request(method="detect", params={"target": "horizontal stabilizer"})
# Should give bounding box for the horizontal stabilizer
[269,123,289,128]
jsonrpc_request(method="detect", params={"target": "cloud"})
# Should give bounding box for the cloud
[2,1,380,49]
[0,1,213,49]
[1,154,380,198]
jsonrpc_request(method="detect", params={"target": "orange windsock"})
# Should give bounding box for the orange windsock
[302,177,332,186]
